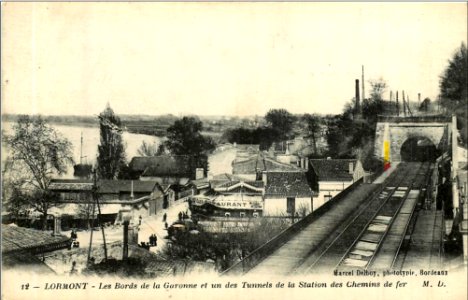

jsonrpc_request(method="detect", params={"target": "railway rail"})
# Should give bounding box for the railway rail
[240,162,436,276]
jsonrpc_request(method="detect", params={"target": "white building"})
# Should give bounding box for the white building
[309,158,365,210]
[263,171,314,216]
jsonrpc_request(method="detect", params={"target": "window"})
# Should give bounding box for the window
[253,212,259,218]
[225,212,231,218]
[240,212,246,218]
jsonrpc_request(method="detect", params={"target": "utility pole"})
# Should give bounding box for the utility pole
[403,91,407,116]
[87,169,108,264]
[406,95,413,116]
[452,115,459,222]
[361,65,365,101]
[396,91,400,116]
[80,132,83,164]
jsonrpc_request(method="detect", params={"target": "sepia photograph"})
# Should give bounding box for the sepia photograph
[1,2,467,300]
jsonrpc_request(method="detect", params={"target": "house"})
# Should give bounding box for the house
[129,155,197,183]
[190,180,264,219]
[232,153,302,181]
[129,155,206,199]
[309,158,365,209]
[2,224,71,273]
[48,179,165,227]
[189,178,210,195]
[262,171,315,216]
[159,184,176,208]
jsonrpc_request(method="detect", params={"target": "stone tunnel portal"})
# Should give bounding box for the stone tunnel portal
[400,136,439,162]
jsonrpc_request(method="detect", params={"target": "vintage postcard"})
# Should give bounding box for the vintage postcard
[1,2,467,300]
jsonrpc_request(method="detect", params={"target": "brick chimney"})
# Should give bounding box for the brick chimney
[355,79,361,116]
[195,168,204,180]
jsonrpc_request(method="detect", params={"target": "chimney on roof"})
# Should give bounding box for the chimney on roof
[195,168,204,180]
[349,162,354,174]
[262,172,267,185]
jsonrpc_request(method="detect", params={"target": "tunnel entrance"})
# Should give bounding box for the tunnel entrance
[400,136,438,162]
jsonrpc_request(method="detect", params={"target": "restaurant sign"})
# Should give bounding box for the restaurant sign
[191,196,263,210]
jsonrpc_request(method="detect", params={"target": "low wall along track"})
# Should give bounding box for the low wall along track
[226,162,437,276]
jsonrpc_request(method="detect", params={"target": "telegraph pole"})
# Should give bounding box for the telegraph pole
[87,168,108,264]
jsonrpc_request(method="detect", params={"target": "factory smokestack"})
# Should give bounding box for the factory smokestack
[355,79,361,116]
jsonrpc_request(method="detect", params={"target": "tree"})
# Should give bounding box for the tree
[164,117,215,176]
[440,43,468,144]
[165,117,215,156]
[265,109,296,141]
[419,97,431,112]
[2,115,74,229]
[440,43,468,107]
[369,78,387,101]
[302,114,322,155]
[97,104,126,179]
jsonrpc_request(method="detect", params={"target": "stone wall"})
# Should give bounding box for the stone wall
[374,121,450,162]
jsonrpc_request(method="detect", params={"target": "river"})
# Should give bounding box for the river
[2,121,235,178]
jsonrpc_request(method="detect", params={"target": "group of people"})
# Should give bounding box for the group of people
[178,211,190,221]
[140,233,157,250]
[148,234,157,246]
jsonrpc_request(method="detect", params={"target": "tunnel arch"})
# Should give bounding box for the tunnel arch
[400,136,439,162]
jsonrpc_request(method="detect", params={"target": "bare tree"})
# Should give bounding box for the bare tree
[2,115,74,229]
[368,78,387,101]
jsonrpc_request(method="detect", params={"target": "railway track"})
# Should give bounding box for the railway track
[296,162,431,274]
[242,162,435,276]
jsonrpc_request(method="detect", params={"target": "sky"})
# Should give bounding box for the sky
[1,2,467,117]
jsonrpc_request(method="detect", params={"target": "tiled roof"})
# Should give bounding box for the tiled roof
[49,179,158,194]
[129,155,193,177]
[264,171,313,198]
[2,225,70,253]
[98,180,158,194]
[49,179,94,191]
[215,180,264,189]
[232,154,301,174]
[2,250,56,273]
[309,159,357,182]
[209,173,248,188]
